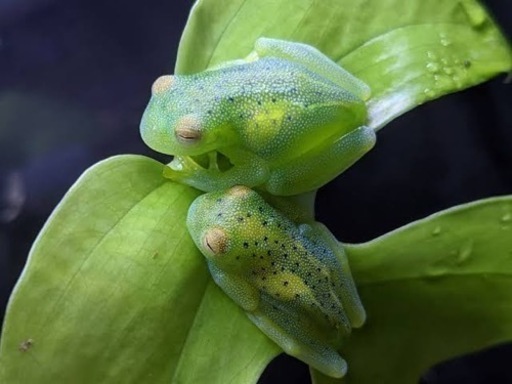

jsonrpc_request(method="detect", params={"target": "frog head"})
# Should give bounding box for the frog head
[187,186,258,269]
[140,75,221,157]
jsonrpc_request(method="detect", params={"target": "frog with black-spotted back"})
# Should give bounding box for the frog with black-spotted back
[186,185,366,378]
[140,37,376,196]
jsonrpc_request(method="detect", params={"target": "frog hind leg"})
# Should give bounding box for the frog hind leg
[306,223,367,328]
[247,294,348,378]
[266,125,376,196]
[208,263,260,312]
[252,37,371,101]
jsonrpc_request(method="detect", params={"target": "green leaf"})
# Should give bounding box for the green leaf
[341,23,512,129]
[0,156,279,384]
[3,2,511,384]
[176,0,511,130]
[312,196,512,384]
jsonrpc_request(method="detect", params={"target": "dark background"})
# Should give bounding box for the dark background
[0,0,510,383]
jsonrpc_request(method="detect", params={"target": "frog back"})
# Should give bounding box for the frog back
[190,187,351,334]
[227,58,367,161]
[178,58,366,159]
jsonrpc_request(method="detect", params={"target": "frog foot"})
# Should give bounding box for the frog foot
[164,151,267,192]
[163,152,225,190]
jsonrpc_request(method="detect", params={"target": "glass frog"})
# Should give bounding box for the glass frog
[186,185,366,377]
[141,37,376,196]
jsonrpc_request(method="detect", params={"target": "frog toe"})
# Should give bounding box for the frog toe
[295,343,348,378]
[280,338,303,357]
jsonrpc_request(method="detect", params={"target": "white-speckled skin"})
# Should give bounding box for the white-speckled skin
[140,38,376,196]
[186,186,366,378]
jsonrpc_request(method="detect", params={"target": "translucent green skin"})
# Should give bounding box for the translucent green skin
[141,38,376,196]
[187,186,366,378]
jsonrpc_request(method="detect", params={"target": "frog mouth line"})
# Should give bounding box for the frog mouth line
[168,151,234,174]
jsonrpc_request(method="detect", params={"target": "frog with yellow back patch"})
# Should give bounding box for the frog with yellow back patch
[186,185,366,378]
[140,37,375,196]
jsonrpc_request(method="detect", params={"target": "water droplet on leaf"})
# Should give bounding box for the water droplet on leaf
[426,63,440,72]
[457,241,473,264]
[427,51,437,60]
[423,88,436,98]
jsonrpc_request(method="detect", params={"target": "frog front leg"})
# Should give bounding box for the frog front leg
[250,37,371,101]
[164,147,270,192]
[266,125,376,195]
[248,294,348,378]
[207,263,260,312]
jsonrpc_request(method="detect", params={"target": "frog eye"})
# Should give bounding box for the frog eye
[151,75,174,95]
[175,114,202,145]
[202,228,228,256]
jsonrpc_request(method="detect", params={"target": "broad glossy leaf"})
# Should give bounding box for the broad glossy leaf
[341,23,512,129]
[3,1,511,384]
[176,0,511,130]
[0,156,278,384]
[312,195,512,384]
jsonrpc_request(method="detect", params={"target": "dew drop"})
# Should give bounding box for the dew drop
[423,88,436,98]
[427,51,437,60]
[457,241,473,264]
[426,63,440,73]
[431,226,442,236]
[452,75,462,88]
[501,213,511,223]
[426,265,448,280]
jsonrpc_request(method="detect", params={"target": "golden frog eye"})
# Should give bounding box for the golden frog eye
[202,228,228,255]
[175,114,202,144]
